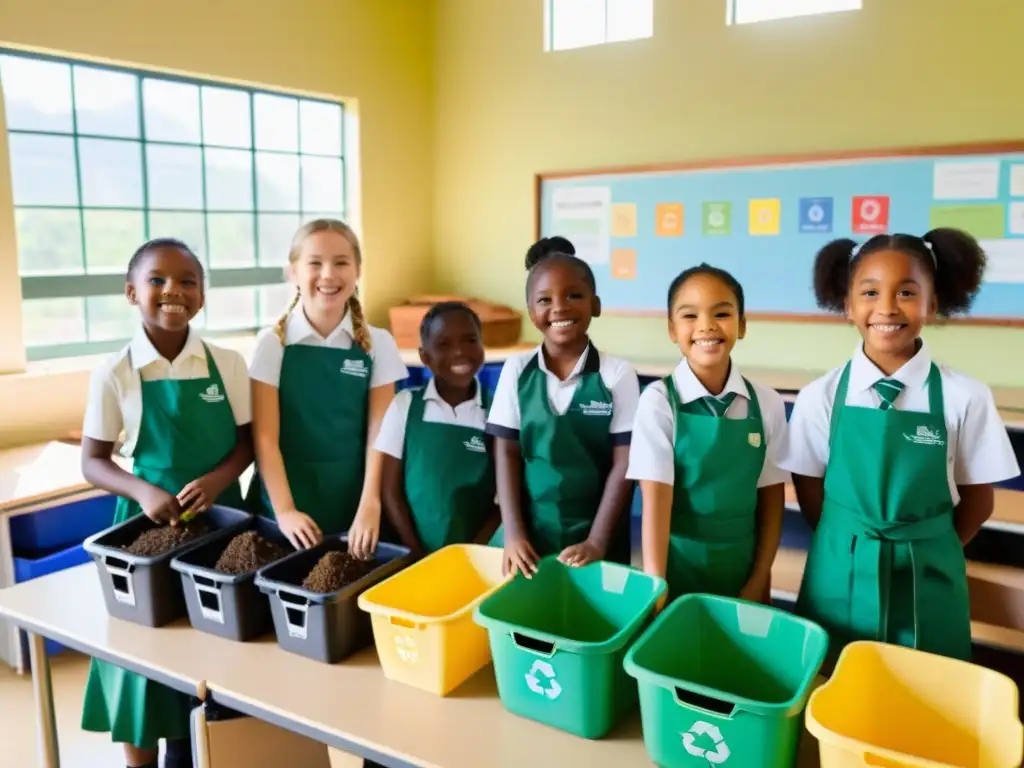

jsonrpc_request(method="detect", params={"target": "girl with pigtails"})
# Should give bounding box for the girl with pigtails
[781,228,1020,661]
[248,219,408,557]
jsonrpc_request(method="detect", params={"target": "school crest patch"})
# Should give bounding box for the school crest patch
[748,432,762,448]
[340,359,369,378]
[199,383,226,403]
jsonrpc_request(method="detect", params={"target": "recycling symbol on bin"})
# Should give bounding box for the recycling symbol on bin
[682,720,730,764]
[394,634,419,664]
[524,660,562,700]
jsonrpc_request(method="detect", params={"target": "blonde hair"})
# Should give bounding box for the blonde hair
[274,218,372,353]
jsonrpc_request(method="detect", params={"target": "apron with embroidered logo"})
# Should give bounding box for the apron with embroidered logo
[82,345,242,748]
[796,362,970,661]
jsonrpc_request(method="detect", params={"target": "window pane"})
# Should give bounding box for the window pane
[0,56,73,132]
[86,294,136,342]
[256,153,300,211]
[551,0,606,50]
[147,144,203,209]
[142,79,201,143]
[84,210,145,274]
[258,282,295,326]
[22,298,86,347]
[607,0,653,42]
[731,0,862,24]
[79,138,144,207]
[207,213,255,268]
[74,66,140,138]
[205,148,253,211]
[205,287,258,331]
[8,134,79,206]
[254,93,299,152]
[149,211,207,263]
[299,100,342,156]
[15,209,83,275]
[258,213,301,267]
[300,157,343,213]
[202,86,251,148]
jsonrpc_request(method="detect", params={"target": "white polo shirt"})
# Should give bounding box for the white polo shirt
[627,359,790,488]
[248,308,408,390]
[486,345,639,446]
[374,378,488,460]
[780,341,1020,505]
[82,327,251,457]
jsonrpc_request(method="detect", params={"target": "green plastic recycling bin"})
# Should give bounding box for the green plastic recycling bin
[473,557,666,739]
[624,594,828,768]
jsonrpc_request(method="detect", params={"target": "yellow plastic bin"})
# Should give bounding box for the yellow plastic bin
[357,544,508,695]
[806,641,1023,768]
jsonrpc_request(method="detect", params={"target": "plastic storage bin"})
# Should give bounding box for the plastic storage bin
[358,544,507,695]
[475,558,666,739]
[255,536,412,663]
[170,516,294,642]
[624,593,828,767]
[807,641,1023,768]
[83,505,252,628]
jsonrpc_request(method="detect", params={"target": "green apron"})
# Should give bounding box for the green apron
[246,343,371,535]
[491,345,631,563]
[796,362,970,661]
[82,344,244,749]
[663,375,767,602]
[403,384,495,552]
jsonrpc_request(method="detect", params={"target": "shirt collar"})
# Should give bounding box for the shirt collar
[671,358,747,404]
[128,326,206,370]
[285,307,354,345]
[423,376,484,408]
[848,339,932,395]
[535,344,590,381]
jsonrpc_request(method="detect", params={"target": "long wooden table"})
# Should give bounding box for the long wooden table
[0,564,824,768]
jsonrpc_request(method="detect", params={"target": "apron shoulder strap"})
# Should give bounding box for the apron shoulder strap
[581,341,601,375]
[662,374,682,414]
[829,362,853,444]
[407,385,428,422]
[480,380,493,414]
[200,342,226,384]
[740,376,763,422]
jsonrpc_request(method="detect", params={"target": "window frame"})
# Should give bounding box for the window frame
[544,0,654,52]
[0,48,346,361]
[725,0,863,26]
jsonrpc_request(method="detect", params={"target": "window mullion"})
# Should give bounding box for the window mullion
[67,64,91,338]
[137,74,150,240]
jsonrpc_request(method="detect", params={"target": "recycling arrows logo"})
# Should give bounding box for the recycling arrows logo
[524,660,562,700]
[394,635,419,664]
[682,720,730,764]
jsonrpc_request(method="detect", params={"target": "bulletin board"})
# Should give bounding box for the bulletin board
[536,141,1024,325]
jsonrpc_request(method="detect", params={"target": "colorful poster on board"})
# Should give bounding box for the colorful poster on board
[749,198,781,236]
[799,197,833,233]
[655,203,684,237]
[929,204,1005,238]
[852,196,890,234]
[611,203,638,237]
[550,186,611,264]
[702,202,731,236]
[611,249,637,279]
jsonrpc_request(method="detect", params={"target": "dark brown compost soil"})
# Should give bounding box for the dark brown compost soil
[214,531,288,575]
[122,518,213,557]
[301,551,375,593]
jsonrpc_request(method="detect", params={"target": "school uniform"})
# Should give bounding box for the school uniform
[80,327,251,749]
[627,359,789,601]
[374,377,494,551]
[247,309,408,535]
[485,343,639,563]
[781,340,1021,661]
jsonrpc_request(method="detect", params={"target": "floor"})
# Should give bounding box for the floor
[0,650,122,768]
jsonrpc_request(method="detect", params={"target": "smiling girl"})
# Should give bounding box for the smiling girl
[782,230,1019,661]
[486,237,640,576]
[627,264,789,606]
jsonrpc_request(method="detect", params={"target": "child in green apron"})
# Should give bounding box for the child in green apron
[247,219,408,557]
[79,238,254,768]
[487,237,640,577]
[627,264,789,607]
[783,228,1020,661]
[376,302,500,554]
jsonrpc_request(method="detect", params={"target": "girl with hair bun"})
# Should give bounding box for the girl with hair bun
[782,228,1020,661]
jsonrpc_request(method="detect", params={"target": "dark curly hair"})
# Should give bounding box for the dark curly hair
[666,263,746,319]
[524,236,596,296]
[419,301,482,346]
[126,238,204,283]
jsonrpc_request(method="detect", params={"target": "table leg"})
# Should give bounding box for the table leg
[192,705,212,768]
[28,632,60,768]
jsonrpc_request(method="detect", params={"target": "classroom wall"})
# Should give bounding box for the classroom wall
[432,0,1024,386]
[0,0,435,446]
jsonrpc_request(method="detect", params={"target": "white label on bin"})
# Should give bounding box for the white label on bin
[394,635,419,664]
[682,721,731,764]
[525,660,562,700]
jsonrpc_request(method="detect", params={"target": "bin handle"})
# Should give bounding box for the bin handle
[511,632,556,658]
[103,556,136,607]
[864,754,915,768]
[388,616,425,631]
[190,574,224,625]
[672,687,737,719]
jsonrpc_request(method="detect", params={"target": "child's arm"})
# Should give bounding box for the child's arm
[954,484,994,545]
[494,436,538,576]
[177,425,254,514]
[82,438,182,523]
[792,475,824,529]
[742,483,784,603]
[473,502,502,545]
[560,444,632,566]
[640,480,673,608]
[349,383,396,558]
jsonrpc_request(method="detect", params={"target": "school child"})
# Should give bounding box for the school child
[782,229,1021,661]
[627,264,789,605]
[375,301,500,554]
[248,219,408,557]
[79,238,254,768]
[487,237,640,576]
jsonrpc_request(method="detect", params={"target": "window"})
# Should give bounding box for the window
[727,0,862,25]
[0,50,346,360]
[545,0,654,52]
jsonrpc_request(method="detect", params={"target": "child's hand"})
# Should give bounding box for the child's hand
[176,475,224,518]
[140,486,183,526]
[277,509,322,550]
[558,539,605,568]
[348,503,380,561]
[739,573,771,605]
[503,535,539,579]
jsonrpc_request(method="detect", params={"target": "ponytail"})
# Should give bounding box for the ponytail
[274,287,301,344]
[813,238,859,312]
[922,228,986,315]
[348,286,372,354]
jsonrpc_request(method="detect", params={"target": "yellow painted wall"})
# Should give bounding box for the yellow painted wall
[433,0,1024,385]
[0,0,435,446]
